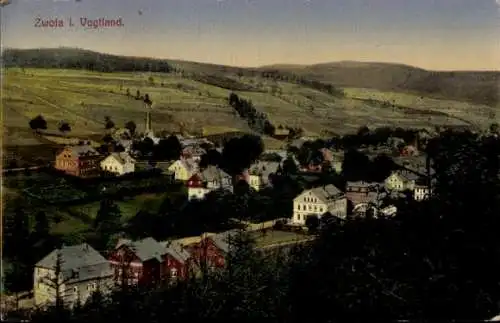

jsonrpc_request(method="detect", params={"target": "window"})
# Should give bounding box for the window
[171,268,178,278]
[73,286,78,293]
[87,282,97,291]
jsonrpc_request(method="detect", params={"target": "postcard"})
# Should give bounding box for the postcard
[0,0,499,321]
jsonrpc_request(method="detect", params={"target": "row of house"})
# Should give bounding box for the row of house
[54,136,212,178]
[55,145,137,177]
[289,169,433,225]
[33,231,241,309]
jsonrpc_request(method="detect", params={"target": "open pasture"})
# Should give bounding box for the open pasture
[3,67,495,145]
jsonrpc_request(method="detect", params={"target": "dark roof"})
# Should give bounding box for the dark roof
[346,181,380,189]
[117,237,165,262]
[249,161,280,176]
[36,243,111,284]
[309,184,344,203]
[200,165,231,182]
[68,145,99,157]
[210,230,241,254]
[164,241,191,263]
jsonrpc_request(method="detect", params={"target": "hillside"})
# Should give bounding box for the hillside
[4,48,499,106]
[261,61,499,107]
[2,48,499,157]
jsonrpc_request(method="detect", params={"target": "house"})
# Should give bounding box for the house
[291,184,347,225]
[117,139,133,152]
[186,230,240,270]
[100,152,135,175]
[181,146,206,162]
[247,161,280,191]
[379,205,397,217]
[330,152,344,174]
[400,145,419,157]
[414,183,432,201]
[34,243,113,309]
[274,127,290,140]
[300,162,323,173]
[161,240,193,280]
[109,237,194,286]
[168,158,198,181]
[108,237,166,287]
[345,181,381,207]
[384,170,421,192]
[55,145,101,178]
[186,166,232,200]
[288,138,307,150]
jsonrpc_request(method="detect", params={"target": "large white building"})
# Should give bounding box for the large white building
[291,184,347,225]
[34,244,113,309]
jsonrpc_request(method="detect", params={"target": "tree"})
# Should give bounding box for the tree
[3,202,31,261]
[29,115,47,133]
[222,134,264,175]
[125,121,137,136]
[58,121,71,135]
[199,149,223,168]
[102,134,114,144]
[34,248,70,319]
[282,156,298,175]
[104,116,115,130]
[154,135,182,160]
[126,210,163,240]
[144,93,152,106]
[34,211,50,240]
[489,122,499,134]
[94,199,122,250]
[305,215,320,234]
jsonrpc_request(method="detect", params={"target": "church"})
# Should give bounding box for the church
[143,101,161,144]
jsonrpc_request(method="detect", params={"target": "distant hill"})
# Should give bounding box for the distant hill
[3,47,499,106]
[260,61,499,107]
[2,47,173,73]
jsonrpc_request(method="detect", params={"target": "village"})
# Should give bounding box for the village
[0,100,442,313]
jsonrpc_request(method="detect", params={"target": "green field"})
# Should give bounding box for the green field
[67,193,166,221]
[4,66,496,149]
[251,230,310,248]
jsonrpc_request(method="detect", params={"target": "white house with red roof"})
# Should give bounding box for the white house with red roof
[186,166,232,200]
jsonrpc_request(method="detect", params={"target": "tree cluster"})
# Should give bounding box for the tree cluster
[329,126,420,150]
[228,93,276,136]
[259,70,345,97]
[4,48,173,73]
[131,135,182,160]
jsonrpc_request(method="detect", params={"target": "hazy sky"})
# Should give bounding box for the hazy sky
[1,0,499,70]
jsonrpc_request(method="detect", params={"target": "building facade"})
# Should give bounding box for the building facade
[34,244,113,309]
[292,184,347,225]
[100,152,135,175]
[55,145,101,178]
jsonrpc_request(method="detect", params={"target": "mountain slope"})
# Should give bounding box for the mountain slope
[260,61,499,106]
[3,47,499,106]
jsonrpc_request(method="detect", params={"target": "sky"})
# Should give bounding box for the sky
[1,0,499,70]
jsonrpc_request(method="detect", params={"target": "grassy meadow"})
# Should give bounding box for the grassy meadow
[4,66,496,151]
